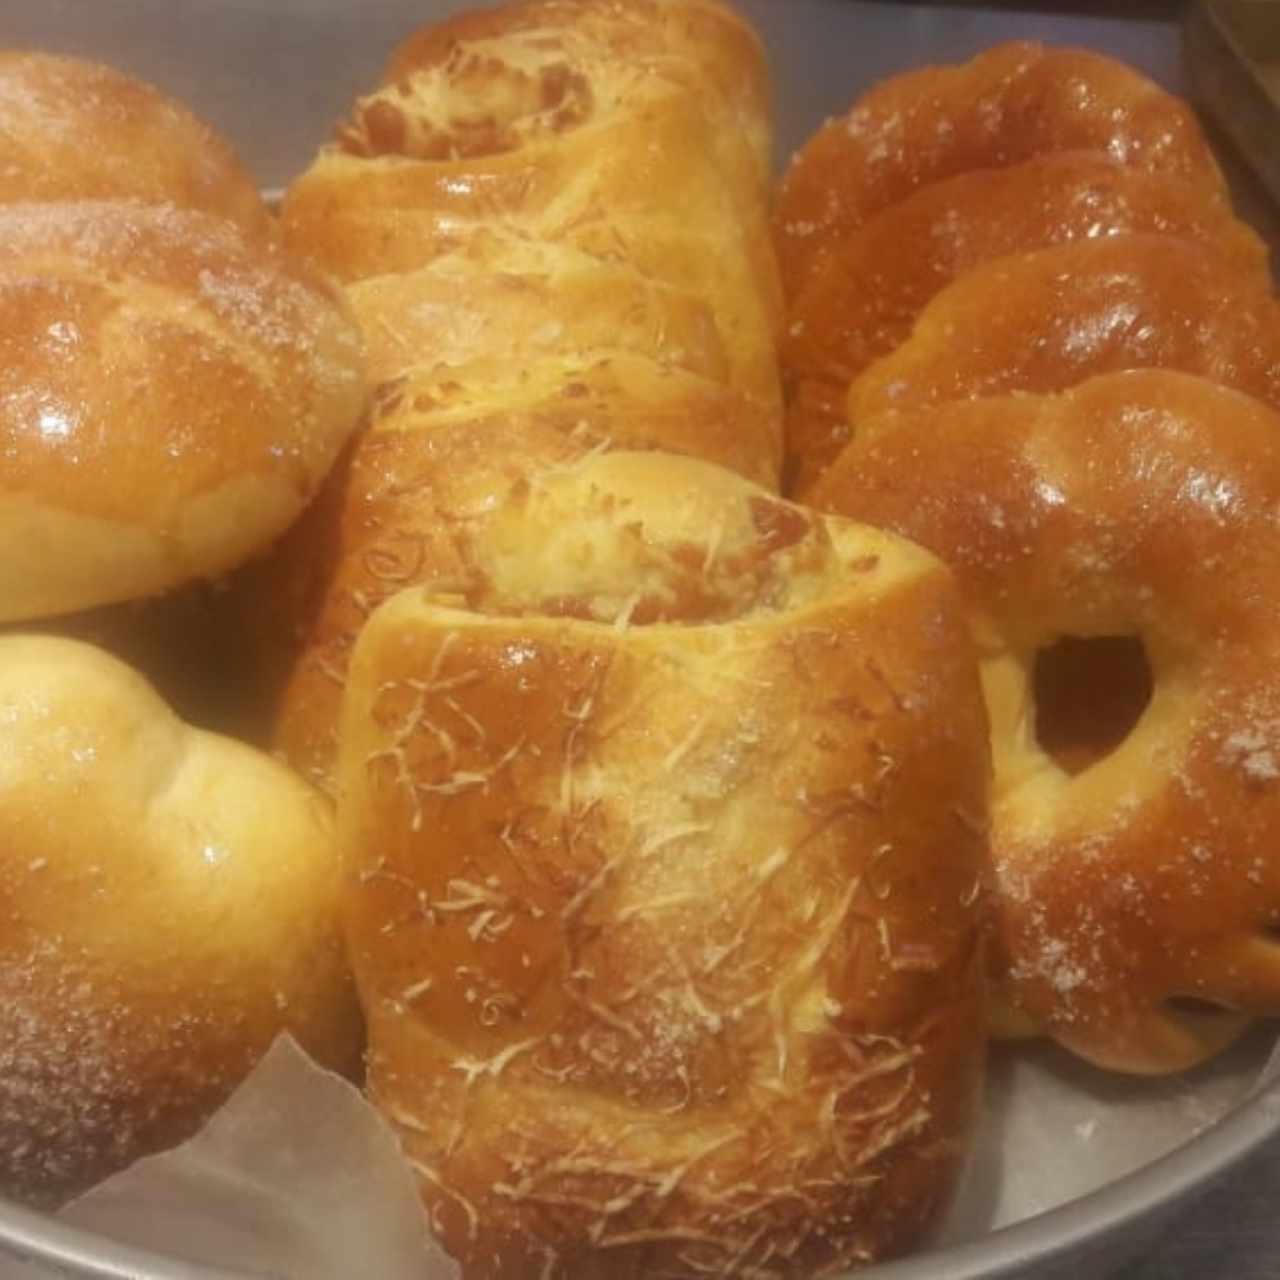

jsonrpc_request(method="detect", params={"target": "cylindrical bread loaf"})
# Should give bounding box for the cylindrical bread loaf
[281,0,782,419]
[0,200,366,622]
[254,0,784,789]
[0,635,364,1207]
[337,452,991,1277]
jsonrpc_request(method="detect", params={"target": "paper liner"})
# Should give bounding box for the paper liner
[5,1029,1275,1276]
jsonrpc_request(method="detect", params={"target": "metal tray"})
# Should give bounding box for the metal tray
[2,3,1279,1278]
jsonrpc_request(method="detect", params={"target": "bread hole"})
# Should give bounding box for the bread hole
[1033,635,1152,775]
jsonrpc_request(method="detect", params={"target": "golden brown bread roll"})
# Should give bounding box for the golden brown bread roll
[806,370,1280,1074]
[781,152,1271,490]
[0,200,365,623]
[844,234,1280,432]
[255,342,781,787]
[281,0,782,416]
[338,451,991,1277]
[251,0,785,788]
[0,51,273,238]
[0,634,364,1207]
[377,0,773,187]
[774,40,1227,303]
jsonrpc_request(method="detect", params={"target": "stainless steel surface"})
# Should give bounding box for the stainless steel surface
[2,1,1280,1277]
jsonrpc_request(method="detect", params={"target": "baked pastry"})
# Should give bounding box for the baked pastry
[281,0,782,415]
[0,199,365,623]
[842,234,1280,431]
[337,451,991,1277]
[0,51,273,238]
[258,0,785,789]
[774,40,1227,304]
[781,152,1270,489]
[0,634,364,1207]
[806,370,1280,1074]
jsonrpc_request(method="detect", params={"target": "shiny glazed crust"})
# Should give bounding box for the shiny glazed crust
[0,200,366,621]
[773,40,1227,303]
[781,152,1270,491]
[338,451,991,1277]
[843,234,1280,433]
[0,635,364,1207]
[806,370,1280,1073]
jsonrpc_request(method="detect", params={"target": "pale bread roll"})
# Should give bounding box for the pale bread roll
[0,634,364,1207]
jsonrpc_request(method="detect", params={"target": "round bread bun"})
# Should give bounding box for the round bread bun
[0,634,364,1207]
[0,199,366,623]
[806,369,1280,1073]
[0,51,273,237]
[773,40,1226,301]
[338,450,991,1275]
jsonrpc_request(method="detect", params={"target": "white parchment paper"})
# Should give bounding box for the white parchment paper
[10,1029,1277,1278]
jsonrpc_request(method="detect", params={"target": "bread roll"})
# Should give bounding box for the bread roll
[0,635,364,1207]
[844,234,1280,430]
[281,0,781,417]
[0,200,365,622]
[338,452,991,1276]
[252,0,784,789]
[807,370,1280,1073]
[781,151,1270,489]
[774,40,1227,302]
[0,51,273,238]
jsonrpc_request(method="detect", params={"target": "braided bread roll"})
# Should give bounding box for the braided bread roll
[781,152,1270,489]
[807,370,1280,1073]
[338,452,991,1277]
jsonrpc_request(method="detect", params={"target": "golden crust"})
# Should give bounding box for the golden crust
[773,40,1226,302]
[281,0,781,416]
[0,200,366,621]
[0,51,273,238]
[843,234,1280,433]
[781,152,1270,491]
[807,369,1280,1073]
[0,635,364,1207]
[338,451,991,1276]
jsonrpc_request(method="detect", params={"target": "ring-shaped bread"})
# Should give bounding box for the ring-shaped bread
[843,234,1280,439]
[780,153,1269,490]
[773,40,1226,301]
[805,369,1280,1073]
